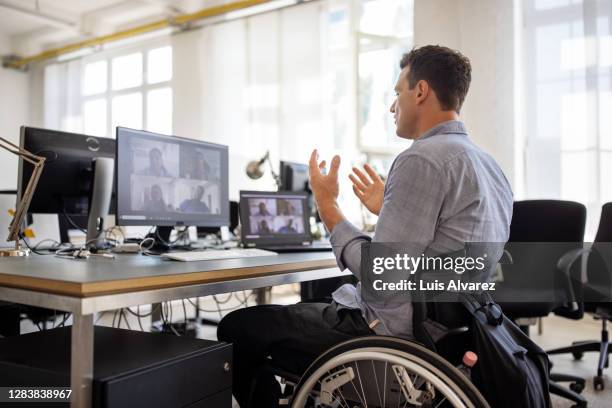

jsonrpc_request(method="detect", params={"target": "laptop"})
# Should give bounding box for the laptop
[239,190,332,253]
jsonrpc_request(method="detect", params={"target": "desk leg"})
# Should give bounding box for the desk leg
[71,314,94,408]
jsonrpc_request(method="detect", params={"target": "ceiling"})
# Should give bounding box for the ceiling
[0,0,227,57]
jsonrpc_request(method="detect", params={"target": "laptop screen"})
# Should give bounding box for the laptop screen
[239,191,312,246]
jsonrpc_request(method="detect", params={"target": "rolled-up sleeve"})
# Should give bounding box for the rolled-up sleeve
[330,220,371,277]
[329,153,446,280]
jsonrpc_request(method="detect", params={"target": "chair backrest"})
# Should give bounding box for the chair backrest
[594,203,612,243]
[509,200,586,242]
[500,200,586,319]
[584,203,612,311]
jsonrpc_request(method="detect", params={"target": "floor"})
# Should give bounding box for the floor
[19,287,611,407]
[532,314,609,408]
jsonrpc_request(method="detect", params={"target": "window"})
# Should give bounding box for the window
[81,44,173,138]
[522,0,612,236]
[357,0,413,154]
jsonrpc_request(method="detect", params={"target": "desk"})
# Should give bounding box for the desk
[0,252,348,408]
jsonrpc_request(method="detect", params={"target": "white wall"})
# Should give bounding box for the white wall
[414,0,516,188]
[0,34,30,190]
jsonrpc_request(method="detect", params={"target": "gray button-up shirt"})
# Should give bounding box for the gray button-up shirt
[330,120,513,339]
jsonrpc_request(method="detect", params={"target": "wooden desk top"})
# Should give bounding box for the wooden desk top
[0,252,337,297]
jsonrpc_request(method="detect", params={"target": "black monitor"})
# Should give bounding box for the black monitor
[18,127,116,215]
[279,161,309,192]
[18,127,116,247]
[115,127,229,243]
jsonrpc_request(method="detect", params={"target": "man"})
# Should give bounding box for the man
[218,45,513,407]
[179,185,210,213]
[278,218,297,234]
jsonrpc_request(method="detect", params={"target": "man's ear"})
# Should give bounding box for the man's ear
[415,80,429,105]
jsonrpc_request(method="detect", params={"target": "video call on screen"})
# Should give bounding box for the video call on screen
[246,197,305,237]
[127,137,222,216]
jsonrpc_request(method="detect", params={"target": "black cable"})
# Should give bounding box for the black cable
[125,304,159,318]
[135,306,144,332]
[213,293,233,304]
[186,297,251,313]
[182,299,188,335]
[62,209,87,235]
[121,309,131,330]
[20,235,49,256]
[58,313,71,327]
[161,301,181,336]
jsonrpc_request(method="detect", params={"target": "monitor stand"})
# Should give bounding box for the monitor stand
[144,226,174,252]
[86,157,114,250]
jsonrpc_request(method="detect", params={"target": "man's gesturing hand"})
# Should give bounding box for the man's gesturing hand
[349,163,385,215]
[309,150,340,205]
[308,150,345,231]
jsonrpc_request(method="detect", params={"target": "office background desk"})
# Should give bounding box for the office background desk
[0,252,348,408]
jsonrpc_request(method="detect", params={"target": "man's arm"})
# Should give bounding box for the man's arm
[308,150,346,232]
[311,151,446,279]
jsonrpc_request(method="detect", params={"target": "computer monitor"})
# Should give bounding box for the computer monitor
[115,127,229,244]
[239,190,311,247]
[18,127,116,247]
[280,161,309,192]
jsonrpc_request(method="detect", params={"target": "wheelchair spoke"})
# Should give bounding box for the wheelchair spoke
[316,369,351,408]
[355,362,368,407]
[291,344,481,408]
[325,368,351,408]
[383,361,387,408]
[343,364,367,407]
[370,360,383,408]
[433,396,448,408]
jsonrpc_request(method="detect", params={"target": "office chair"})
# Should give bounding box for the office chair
[498,200,587,407]
[547,202,612,391]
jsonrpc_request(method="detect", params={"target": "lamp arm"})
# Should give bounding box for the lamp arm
[8,159,45,243]
[265,152,282,188]
[0,137,42,162]
[0,137,46,247]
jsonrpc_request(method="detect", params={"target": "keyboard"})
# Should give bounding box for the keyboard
[163,248,278,262]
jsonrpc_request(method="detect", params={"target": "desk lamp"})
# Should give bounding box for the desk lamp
[245,150,281,188]
[0,137,45,256]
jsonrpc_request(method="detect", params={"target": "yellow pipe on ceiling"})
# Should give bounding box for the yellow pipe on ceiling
[4,0,272,70]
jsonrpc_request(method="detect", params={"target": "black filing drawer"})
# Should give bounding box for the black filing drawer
[0,326,232,408]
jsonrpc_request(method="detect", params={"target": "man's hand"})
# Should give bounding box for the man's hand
[308,150,345,231]
[349,164,385,215]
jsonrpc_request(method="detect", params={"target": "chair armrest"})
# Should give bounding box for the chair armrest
[556,247,590,311]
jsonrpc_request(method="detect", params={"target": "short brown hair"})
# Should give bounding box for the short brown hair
[400,45,471,113]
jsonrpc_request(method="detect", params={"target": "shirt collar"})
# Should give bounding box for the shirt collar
[416,120,468,141]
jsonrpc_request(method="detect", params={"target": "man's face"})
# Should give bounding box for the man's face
[390,67,419,139]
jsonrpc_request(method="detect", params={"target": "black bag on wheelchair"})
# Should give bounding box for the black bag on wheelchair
[460,293,551,408]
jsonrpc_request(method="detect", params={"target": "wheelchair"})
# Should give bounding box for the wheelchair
[252,302,490,408]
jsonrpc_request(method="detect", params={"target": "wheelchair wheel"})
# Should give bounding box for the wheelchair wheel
[291,336,489,408]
